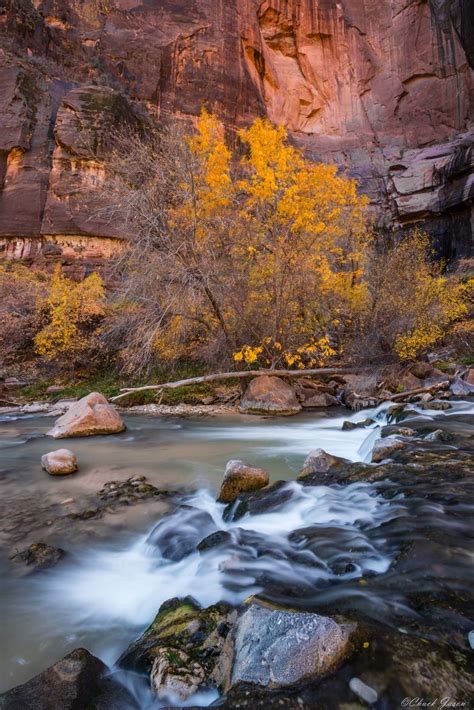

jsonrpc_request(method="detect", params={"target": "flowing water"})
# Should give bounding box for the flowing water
[1,402,473,706]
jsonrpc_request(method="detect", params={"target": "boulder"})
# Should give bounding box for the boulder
[218,601,354,691]
[371,437,406,463]
[46,392,126,438]
[465,369,474,385]
[150,647,205,701]
[239,376,301,416]
[298,449,350,478]
[302,392,338,408]
[41,449,78,475]
[0,648,137,710]
[217,460,270,503]
[450,377,474,396]
[398,371,423,390]
[9,543,65,572]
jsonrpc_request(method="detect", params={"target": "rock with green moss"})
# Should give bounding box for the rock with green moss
[118,596,234,682]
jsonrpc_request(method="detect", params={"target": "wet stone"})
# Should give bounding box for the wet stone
[9,542,65,573]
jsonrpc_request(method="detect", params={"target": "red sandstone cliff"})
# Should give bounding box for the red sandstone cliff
[0,0,472,273]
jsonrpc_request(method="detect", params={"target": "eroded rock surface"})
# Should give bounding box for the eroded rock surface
[219,601,354,691]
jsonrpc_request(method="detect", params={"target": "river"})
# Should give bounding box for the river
[1,401,473,707]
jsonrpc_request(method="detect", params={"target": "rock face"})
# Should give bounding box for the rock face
[41,449,78,475]
[217,459,270,503]
[46,392,126,438]
[0,0,472,267]
[0,648,136,710]
[219,601,353,691]
[240,376,301,415]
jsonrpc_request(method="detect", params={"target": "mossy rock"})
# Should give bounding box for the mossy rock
[118,596,233,676]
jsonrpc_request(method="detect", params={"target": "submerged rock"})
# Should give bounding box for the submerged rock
[239,376,302,416]
[149,647,205,701]
[371,437,406,463]
[9,542,65,572]
[0,648,137,710]
[197,530,233,552]
[217,460,270,503]
[47,392,126,438]
[41,449,78,475]
[342,418,374,431]
[421,400,452,411]
[424,429,454,442]
[218,601,354,691]
[146,506,217,561]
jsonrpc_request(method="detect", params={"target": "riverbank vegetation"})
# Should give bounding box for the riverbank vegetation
[1,111,472,392]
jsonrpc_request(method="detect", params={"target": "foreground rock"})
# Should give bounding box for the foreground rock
[218,460,270,503]
[240,376,302,416]
[0,648,137,709]
[47,393,126,439]
[218,601,354,691]
[119,597,233,689]
[41,449,78,475]
[9,543,65,573]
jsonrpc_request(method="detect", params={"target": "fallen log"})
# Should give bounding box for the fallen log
[387,381,450,402]
[110,367,363,403]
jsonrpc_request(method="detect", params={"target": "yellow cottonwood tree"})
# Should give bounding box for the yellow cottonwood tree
[104,110,470,371]
[35,267,105,360]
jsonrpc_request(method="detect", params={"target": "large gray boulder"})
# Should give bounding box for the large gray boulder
[240,376,301,415]
[46,392,126,438]
[217,460,270,503]
[218,601,353,691]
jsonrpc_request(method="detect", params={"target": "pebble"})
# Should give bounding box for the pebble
[349,677,378,704]
[469,630,474,650]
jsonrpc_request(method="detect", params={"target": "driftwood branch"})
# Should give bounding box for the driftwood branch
[388,381,450,402]
[110,367,362,402]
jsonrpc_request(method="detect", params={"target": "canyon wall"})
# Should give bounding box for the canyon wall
[0,0,472,273]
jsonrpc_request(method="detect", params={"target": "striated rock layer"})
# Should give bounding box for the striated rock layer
[0,0,472,269]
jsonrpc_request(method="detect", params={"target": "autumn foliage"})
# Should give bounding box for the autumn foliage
[0,264,105,367]
[1,112,471,374]
[104,110,376,372]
